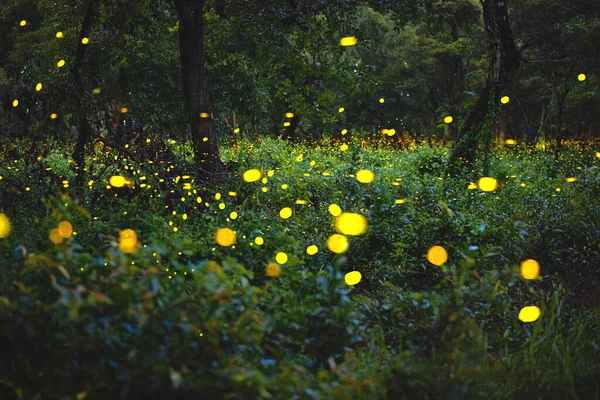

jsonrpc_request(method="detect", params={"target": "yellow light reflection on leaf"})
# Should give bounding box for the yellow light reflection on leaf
[327,234,348,254]
[0,213,12,238]
[468,182,477,190]
[478,177,498,192]
[340,36,358,46]
[356,170,375,183]
[265,263,280,277]
[335,212,367,236]
[520,259,540,280]
[243,169,262,182]
[344,271,362,285]
[518,306,541,322]
[215,228,236,246]
[275,252,288,264]
[427,245,448,266]
[92,88,101,95]
[109,175,127,188]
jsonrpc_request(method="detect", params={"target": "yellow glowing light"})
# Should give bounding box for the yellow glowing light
[444,116,453,124]
[505,139,517,145]
[49,228,63,244]
[233,128,240,133]
[81,37,89,44]
[36,82,42,91]
[215,228,236,247]
[379,98,385,103]
[394,199,406,204]
[199,112,210,118]
[229,211,238,220]
[520,259,540,280]
[20,20,27,26]
[341,129,348,135]
[243,169,262,182]
[478,177,498,192]
[427,245,448,266]
[578,74,586,82]
[265,263,281,277]
[119,229,138,253]
[56,31,63,38]
[284,122,291,127]
[50,113,58,119]
[518,306,541,323]
[275,252,288,264]
[338,107,345,113]
[279,207,292,219]
[92,88,101,95]
[58,220,73,238]
[344,271,362,286]
[120,107,128,113]
[255,236,264,245]
[500,96,510,104]
[57,59,65,68]
[566,177,577,183]
[109,175,127,188]
[295,154,303,162]
[327,234,348,254]
[306,245,318,255]
[335,213,367,236]
[0,213,11,238]
[12,99,18,108]
[340,144,348,151]
[468,182,477,190]
[328,203,342,217]
[340,36,358,46]
[285,112,294,118]
[281,184,288,189]
[356,170,375,183]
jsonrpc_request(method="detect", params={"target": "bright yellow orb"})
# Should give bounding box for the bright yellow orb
[328,203,342,217]
[335,212,367,236]
[306,245,318,255]
[356,169,374,183]
[20,20,26,26]
[505,139,517,145]
[81,37,89,44]
[0,213,12,238]
[265,263,281,277]
[427,245,448,266]
[478,177,498,192]
[49,228,63,245]
[119,229,138,253]
[12,99,18,108]
[500,96,510,104]
[578,74,586,81]
[520,259,540,280]
[58,220,73,238]
[275,252,288,264]
[340,36,358,46]
[379,98,385,104]
[50,113,58,120]
[215,228,236,246]
[518,306,541,323]
[56,31,63,38]
[327,234,348,254]
[243,169,262,182]
[340,144,349,151]
[57,59,65,68]
[338,107,345,113]
[344,271,362,286]
[229,211,238,220]
[285,112,294,118]
[279,207,292,219]
[254,236,264,245]
[109,175,127,187]
[444,116,453,124]
[35,83,42,91]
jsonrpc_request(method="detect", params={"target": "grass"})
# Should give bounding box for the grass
[1,136,600,399]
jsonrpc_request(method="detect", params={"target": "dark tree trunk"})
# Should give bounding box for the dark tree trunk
[70,0,98,193]
[173,0,225,183]
[448,0,520,173]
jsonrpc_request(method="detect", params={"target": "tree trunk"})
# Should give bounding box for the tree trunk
[173,0,225,183]
[448,0,520,173]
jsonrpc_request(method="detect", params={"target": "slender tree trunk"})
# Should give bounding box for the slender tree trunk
[173,0,225,183]
[448,0,520,173]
